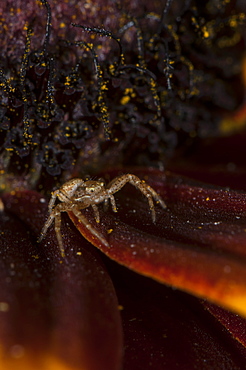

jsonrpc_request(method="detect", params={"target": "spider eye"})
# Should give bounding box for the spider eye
[86,187,95,193]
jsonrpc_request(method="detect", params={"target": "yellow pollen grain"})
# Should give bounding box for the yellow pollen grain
[120,95,130,105]
[203,29,210,38]
[32,255,39,259]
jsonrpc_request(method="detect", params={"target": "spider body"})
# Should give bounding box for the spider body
[38,174,166,257]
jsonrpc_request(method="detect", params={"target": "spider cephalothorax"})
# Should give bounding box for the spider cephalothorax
[39,174,166,256]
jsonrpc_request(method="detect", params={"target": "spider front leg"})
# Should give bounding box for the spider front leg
[53,212,65,257]
[38,202,74,257]
[91,203,100,223]
[99,194,118,214]
[72,206,109,248]
[106,194,118,213]
[107,174,166,222]
[48,189,60,213]
[38,211,56,244]
[48,178,87,213]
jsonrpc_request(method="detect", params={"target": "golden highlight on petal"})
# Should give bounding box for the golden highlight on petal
[0,348,87,370]
[222,295,246,318]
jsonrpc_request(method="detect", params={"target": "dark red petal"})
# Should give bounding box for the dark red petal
[108,261,246,369]
[1,192,123,370]
[204,301,246,348]
[69,169,246,316]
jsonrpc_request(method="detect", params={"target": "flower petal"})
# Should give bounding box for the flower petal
[107,260,246,369]
[1,192,123,370]
[69,169,246,317]
[204,301,246,348]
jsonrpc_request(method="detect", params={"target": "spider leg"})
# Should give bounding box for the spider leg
[38,212,56,243]
[72,207,109,247]
[108,194,117,213]
[91,203,100,223]
[38,202,74,256]
[106,174,145,194]
[103,198,109,212]
[54,211,65,257]
[145,184,166,210]
[107,174,166,222]
[139,189,156,222]
[48,189,59,213]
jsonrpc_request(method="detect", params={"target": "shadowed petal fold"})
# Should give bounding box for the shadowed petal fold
[106,262,246,369]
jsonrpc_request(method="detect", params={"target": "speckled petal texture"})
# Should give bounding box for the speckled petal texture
[1,191,123,370]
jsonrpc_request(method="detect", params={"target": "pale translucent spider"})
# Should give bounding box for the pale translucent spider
[38,174,166,256]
